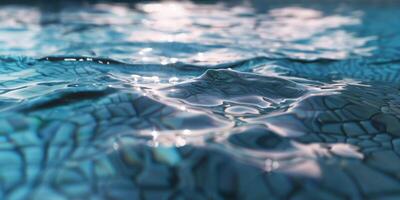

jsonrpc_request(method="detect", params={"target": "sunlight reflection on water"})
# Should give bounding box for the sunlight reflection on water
[0,1,400,199]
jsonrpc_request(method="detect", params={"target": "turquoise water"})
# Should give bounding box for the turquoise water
[1,1,400,199]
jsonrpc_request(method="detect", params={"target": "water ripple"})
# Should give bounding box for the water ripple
[0,1,400,199]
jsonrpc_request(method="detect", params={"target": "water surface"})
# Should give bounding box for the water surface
[0,1,400,199]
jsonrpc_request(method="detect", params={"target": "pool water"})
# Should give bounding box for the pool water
[0,1,400,199]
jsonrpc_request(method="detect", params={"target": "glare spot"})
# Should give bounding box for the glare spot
[179,105,187,111]
[169,57,178,63]
[138,48,153,55]
[264,159,280,172]
[182,129,191,135]
[175,136,187,147]
[160,59,169,65]
[196,53,205,61]
[151,130,158,135]
[113,142,119,150]
[151,76,160,83]
[141,57,151,61]
[169,77,179,83]
[131,74,140,82]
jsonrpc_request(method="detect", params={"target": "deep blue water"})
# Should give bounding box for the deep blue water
[1,1,400,199]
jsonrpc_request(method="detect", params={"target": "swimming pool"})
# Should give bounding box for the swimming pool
[0,0,400,199]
